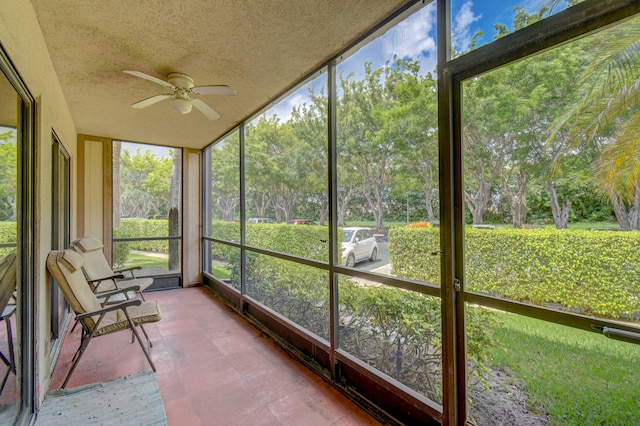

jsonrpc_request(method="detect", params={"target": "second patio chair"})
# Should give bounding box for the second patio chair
[46,249,161,388]
[71,237,152,301]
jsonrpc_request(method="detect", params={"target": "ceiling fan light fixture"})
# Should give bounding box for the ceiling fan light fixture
[171,97,192,114]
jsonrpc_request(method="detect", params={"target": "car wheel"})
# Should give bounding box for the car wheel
[346,253,355,268]
[369,247,377,262]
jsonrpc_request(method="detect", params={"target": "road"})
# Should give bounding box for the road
[355,241,390,272]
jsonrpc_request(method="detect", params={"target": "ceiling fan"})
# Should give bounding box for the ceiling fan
[123,70,236,120]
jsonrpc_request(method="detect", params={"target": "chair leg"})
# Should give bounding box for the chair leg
[124,313,156,372]
[0,365,10,396]
[70,318,79,333]
[62,335,92,389]
[139,291,146,302]
[5,315,15,375]
[137,323,153,348]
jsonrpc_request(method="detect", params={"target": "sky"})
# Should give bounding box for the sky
[256,0,573,122]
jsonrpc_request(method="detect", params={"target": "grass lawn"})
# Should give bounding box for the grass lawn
[487,312,640,425]
[124,253,168,269]
[212,265,231,279]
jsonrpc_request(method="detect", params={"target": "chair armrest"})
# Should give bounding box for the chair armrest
[95,286,141,298]
[113,266,142,277]
[87,274,125,285]
[88,274,125,293]
[95,285,141,305]
[76,298,142,320]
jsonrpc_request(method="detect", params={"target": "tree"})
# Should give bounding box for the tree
[464,2,588,228]
[550,16,640,230]
[391,69,439,222]
[339,58,419,230]
[289,86,329,224]
[210,134,240,221]
[119,147,171,218]
[245,116,308,222]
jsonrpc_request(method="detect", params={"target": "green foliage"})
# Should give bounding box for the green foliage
[0,130,17,221]
[210,222,495,402]
[0,221,17,257]
[338,282,443,401]
[213,221,330,262]
[245,251,330,339]
[112,225,132,269]
[391,227,640,320]
[118,146,175,219]
[113,218,183,268]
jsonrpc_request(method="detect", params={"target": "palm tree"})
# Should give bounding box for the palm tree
[550,16,640,230]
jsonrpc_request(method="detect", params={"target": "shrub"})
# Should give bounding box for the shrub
[0,221,16,258]
[390,227,640,320]
[406,221,432,228]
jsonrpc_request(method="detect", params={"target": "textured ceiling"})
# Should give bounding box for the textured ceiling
[31,0,408,149]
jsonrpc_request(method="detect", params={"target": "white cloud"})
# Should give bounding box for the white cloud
[452,1,482,53]
[385,5,437,60]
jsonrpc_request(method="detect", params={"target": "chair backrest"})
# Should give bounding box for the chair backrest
[47,250,103,332]
[0,252,17,313]
[70,237,115,284]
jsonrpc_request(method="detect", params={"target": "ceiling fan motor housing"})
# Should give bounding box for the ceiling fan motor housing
[168,72,194,90]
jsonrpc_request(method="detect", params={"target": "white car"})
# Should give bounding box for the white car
[341,227,378,267]
[248,217,275,224]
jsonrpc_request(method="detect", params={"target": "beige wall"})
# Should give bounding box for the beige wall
[0,0,78,406]
[77,135,112,258]
[183,149,202,287]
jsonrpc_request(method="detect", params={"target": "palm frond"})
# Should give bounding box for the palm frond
[594,112,640,202]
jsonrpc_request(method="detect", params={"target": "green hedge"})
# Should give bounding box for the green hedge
[390,227,640,320]
[114,219,174,252]
[212,221,329,261]
[0,221,17,258]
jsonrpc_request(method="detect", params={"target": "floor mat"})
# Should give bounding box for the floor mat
[36,371,166,426]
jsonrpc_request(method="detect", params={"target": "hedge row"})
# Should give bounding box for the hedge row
[0,221,16,258]
[114,219,176,252]
[390,227,640,319]
[211,221,329,261]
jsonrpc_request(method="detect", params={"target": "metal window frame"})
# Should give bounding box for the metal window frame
[0,41,37,425]
[202,1,640,424]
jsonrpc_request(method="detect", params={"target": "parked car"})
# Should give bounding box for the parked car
[341,227,378,267]
[286,219,316,225]
[247,217,275,224]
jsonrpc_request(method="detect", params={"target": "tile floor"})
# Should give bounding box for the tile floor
[48,286,381,425]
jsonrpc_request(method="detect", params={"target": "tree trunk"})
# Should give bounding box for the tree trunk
[630,185,640,230]
[337,188,351,227]
[168,150,181,271]
[424,186,436,223]
[611,187,640,231]
[168,207,179,271]
[465,167,493,224]
[507,169,528,228]
[422,164,437,222]
[547,180,571,229]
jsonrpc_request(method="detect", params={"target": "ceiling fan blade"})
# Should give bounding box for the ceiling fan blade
[123,70,175,90]
[191,85,236,96]
[191,98,221,120]
[131,94,174,109]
